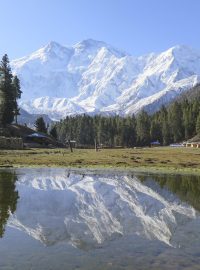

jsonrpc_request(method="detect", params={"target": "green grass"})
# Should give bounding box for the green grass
[0,146,200,175]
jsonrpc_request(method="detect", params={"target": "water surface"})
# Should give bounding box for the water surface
[0,168,200,270]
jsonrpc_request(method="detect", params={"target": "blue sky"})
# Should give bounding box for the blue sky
[0,0,200,59]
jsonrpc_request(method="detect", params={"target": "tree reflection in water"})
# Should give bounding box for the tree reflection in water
[0,170,19,237]
[138,173,200,211]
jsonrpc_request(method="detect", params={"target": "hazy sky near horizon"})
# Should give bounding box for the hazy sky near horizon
[0,0,200,59]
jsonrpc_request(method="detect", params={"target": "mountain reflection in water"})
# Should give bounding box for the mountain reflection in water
[0,169,198,250]
[1,169,200,270]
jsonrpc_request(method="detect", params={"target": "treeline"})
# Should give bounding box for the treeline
[139,173,200,211]
[52,96,200,147]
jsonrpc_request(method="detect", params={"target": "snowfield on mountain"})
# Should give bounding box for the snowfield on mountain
[11,39,200,120]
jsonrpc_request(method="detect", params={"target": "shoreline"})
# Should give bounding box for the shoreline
[0,164,200,176]
[0,147,200,176]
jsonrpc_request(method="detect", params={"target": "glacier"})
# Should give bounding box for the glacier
[11,40,200,120]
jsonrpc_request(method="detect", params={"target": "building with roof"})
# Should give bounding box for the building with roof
[183,135,200,148]
[24,132,53,147]
[150,141,161,147]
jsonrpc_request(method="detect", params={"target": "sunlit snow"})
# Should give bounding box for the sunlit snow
[11,40,200,120]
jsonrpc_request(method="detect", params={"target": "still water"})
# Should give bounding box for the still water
[0,168,200,270]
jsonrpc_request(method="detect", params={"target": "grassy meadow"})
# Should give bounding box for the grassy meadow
[0,146,200,175]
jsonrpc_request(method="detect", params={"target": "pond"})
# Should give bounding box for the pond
[0,168,200,270]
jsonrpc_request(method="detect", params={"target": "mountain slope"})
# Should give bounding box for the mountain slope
[18,108,52,127]
[11,40,200,120]
[174,82,200,102]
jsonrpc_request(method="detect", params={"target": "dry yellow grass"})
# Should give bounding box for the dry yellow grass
[0,146,199,174]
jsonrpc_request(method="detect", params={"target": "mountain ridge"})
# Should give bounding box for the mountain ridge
[11,40,200,120]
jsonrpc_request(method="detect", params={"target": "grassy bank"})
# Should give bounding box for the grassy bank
[0,147,200,175]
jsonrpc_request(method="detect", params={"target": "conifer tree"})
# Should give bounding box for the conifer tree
[136,110,151,146]
[182,103,194,139]
[12,75,22,124]
[49,125,58,139]
[34,117,47,133]
[0,54,15,126]
[162,120,171,145]
[168,101,184,142]
[0,71,5,127]
[196,113,200,136]
[150,120,162,143]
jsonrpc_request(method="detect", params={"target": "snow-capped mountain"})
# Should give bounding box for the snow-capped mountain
[11,40,200,120]
[8,169,200,249]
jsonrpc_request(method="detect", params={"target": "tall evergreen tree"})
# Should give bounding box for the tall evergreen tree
[168,101,184,142]
[136,110,151,146]
[34,117,47,133]
[0,71,5,127]
[162,120,171,145]
[182,102,194,139]
[12,76,22,124]
[121,116,136,147]
[150,120,162,142]
[49,125,58,139]
[0,54,15,126]
[196,112,200,136]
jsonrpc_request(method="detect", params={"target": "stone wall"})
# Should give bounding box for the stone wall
[0,136,23,149]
